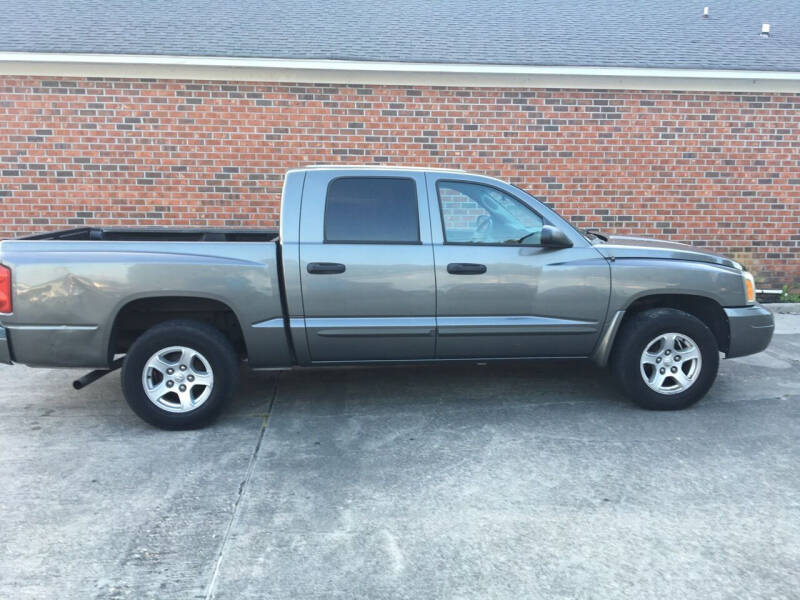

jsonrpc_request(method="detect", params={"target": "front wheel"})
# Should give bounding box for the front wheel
[121,320,239,429]
[612,308,719,410]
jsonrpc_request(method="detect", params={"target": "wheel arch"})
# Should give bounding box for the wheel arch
[107,294,247,362]
[619,293,730,354]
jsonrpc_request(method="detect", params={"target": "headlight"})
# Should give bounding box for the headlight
[742,271,756,303]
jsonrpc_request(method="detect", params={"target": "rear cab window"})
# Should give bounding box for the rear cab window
[324,177,420,244]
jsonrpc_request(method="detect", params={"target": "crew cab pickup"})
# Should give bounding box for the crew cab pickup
[0,167,774,429]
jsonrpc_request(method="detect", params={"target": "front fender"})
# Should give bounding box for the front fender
[608,259,747,313]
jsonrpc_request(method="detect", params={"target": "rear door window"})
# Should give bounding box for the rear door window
[324,177,420,243]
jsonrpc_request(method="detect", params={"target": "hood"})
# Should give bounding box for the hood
[593,235,741,270]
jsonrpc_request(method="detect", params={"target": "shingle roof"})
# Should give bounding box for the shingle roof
[2,0,799,72]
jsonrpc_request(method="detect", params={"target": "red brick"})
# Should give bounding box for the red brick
[0,76,798,285]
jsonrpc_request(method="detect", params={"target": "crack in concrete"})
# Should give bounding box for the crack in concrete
[203,374,280,600]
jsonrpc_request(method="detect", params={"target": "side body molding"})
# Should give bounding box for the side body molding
[437,315,599,337]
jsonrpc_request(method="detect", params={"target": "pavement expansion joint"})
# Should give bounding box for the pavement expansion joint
[203,374,280,599]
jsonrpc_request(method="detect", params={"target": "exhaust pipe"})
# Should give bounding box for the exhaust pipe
[73,357,125,390]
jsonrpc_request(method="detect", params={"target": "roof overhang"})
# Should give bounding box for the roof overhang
[1,52,800,92]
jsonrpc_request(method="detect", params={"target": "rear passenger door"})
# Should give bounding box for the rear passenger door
[299,170,436,362]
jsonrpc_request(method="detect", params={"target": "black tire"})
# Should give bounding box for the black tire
[121,319,239,429]
[611,308,719,410]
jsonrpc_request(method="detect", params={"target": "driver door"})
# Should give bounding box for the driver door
[426,174,610,359]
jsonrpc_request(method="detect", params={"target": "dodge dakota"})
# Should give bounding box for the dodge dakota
[0,167,774,429]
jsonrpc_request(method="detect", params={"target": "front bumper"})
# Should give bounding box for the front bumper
[725,305,774,358]
[0,325,11,364]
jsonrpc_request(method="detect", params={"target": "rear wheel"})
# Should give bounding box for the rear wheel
[121,320,238,429]
[612,308,719,410]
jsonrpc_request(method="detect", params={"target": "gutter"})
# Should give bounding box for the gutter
[1,52,800,91]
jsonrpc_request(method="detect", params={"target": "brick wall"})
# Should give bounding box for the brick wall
[1,76,798,285]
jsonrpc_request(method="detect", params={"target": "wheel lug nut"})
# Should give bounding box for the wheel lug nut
[659,367,665,374]
[166,368,174,375]
[671,367,677,373]
[665,350,671,355]
[166,380,174,388]
[180,365,187,371]
[656,357,661,363]
[674,355,680,361]
[179,384,187,392]
[187,375,195,382]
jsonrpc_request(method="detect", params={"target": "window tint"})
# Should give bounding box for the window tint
[325,177,420,243]
[437,181,543,245]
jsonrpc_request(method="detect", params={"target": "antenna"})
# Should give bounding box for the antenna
[761,23,770,37]
[703,6,709,18]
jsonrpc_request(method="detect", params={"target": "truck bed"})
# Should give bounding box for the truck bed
[19,227,279,243]
[0,228,290,369]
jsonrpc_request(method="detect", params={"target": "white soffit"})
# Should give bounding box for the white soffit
[1,53,800,92]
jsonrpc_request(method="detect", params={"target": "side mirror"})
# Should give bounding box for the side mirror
[540,225,573,249]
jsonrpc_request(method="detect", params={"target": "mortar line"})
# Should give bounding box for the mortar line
[204,373,280,600]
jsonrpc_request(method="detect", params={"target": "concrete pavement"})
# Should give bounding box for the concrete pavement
[1,317,799,599]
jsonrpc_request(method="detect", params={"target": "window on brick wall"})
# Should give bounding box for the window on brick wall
[437,181,543,245]
[324,177,420,243]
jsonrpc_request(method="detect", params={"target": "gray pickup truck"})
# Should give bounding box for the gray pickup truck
[0,167,774,428]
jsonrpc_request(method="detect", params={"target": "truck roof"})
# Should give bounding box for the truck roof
[289,165,469,174]
[285,165,524,193]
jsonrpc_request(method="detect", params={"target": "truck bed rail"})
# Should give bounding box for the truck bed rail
[17,227,279,243]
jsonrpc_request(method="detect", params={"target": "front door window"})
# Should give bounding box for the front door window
[437,181,543,245]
